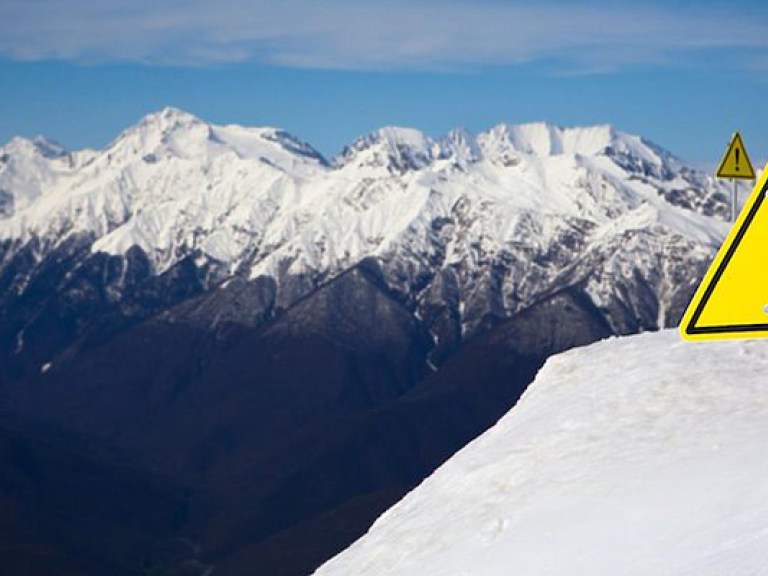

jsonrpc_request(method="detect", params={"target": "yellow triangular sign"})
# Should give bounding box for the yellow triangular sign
[716,131,755,180]
[681,163,768,340]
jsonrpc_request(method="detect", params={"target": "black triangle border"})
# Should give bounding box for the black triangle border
[685,176,768,335]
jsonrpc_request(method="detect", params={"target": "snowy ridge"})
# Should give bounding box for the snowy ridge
[478,122,619,157]
[0,108,328,271]
[0,108,731,333]
[0,135,89,215]
[315,331,768,576]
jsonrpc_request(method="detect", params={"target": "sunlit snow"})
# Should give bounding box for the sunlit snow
[316,331,768,576]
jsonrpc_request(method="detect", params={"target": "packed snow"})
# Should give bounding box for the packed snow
[315,330,768,576]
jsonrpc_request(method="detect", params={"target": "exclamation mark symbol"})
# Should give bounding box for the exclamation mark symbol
[735,148,740,172]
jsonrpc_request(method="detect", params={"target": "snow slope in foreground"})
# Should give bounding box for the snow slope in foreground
[315,330,768,575]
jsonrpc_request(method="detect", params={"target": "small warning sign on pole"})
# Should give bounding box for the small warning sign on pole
[716,132,755,180]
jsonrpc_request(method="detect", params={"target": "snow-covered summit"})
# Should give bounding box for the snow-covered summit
[107,106,327,169]
[3,135,68,159]
[0,135,83,213]
[475,122,668,169]
[316,330,768,576]
[0,108,335,269]
[479,122,615,157]
[333,126,437,172]
[116,106,201,136]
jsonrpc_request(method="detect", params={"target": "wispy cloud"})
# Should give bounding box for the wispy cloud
[1,0,766,72]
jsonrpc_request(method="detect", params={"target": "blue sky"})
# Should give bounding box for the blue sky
[1,0,767,168]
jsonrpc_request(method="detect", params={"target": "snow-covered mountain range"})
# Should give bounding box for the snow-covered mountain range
[315,330,768,576]
[0,109,743,575]
[0,107,729,356]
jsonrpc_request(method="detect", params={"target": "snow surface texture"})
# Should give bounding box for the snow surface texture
[315,331,768,576]
[0,108,731,333]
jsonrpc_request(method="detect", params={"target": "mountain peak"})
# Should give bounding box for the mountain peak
[147,106,201,125]
[333,126,435,171]
[122,107,203,138]
[30,136,68,158]
[438,128,482,165]
[478,122,620,159]
[104,107,207,158]
[2,135,68,159]
[104,109,329,169]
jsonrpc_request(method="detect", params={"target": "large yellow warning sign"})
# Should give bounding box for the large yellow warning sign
[716,132,755,180]
[680,164,768,340]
